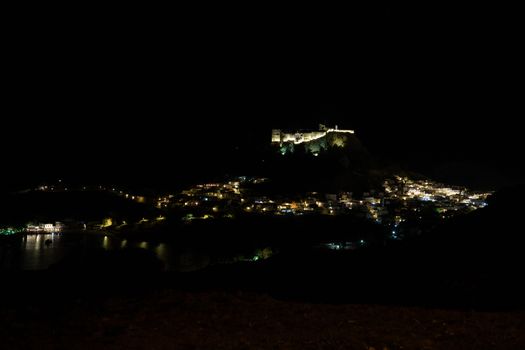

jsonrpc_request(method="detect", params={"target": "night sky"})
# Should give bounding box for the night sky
[3,5,523,190]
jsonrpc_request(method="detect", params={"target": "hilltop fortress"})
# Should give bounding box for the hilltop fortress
[271,124,356,155]
[271,124,354,145]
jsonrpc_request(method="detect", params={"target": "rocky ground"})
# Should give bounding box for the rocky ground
[1,289,524,350]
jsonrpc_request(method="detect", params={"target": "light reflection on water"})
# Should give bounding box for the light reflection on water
[155,243,169,262]
[1,232,179,271]
[17,233,65,270]
[1,232,273,272]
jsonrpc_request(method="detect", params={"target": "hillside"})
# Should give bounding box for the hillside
[243,185,525,308]
[0,191,158,226]
[260,131,383,194]
[1,288,524,350]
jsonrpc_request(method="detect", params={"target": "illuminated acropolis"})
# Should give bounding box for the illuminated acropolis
[271,124,354,145]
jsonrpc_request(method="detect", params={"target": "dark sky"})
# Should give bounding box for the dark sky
[3,4,523,190]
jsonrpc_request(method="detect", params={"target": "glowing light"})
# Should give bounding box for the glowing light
[0,227,22,235]
[272,126,354,145]
[101,218,113,228]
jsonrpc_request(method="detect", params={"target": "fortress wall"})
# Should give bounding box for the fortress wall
[302,131,326,142]
[280,133,295,143]
[272,128,354,145]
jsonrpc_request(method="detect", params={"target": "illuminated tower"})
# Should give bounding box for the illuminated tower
[271,129,282,144]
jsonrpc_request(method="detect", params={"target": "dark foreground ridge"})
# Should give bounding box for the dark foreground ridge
[1,286,524,350]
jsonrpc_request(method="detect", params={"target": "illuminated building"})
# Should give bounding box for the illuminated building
[271,124,354,145]
[26,222,64,232]
[271,124,355,155]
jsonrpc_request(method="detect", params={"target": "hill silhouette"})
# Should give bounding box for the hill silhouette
[183,185,525,309]
[273,185,524,308]
[0,191,158,226]
[252,132,383,194]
